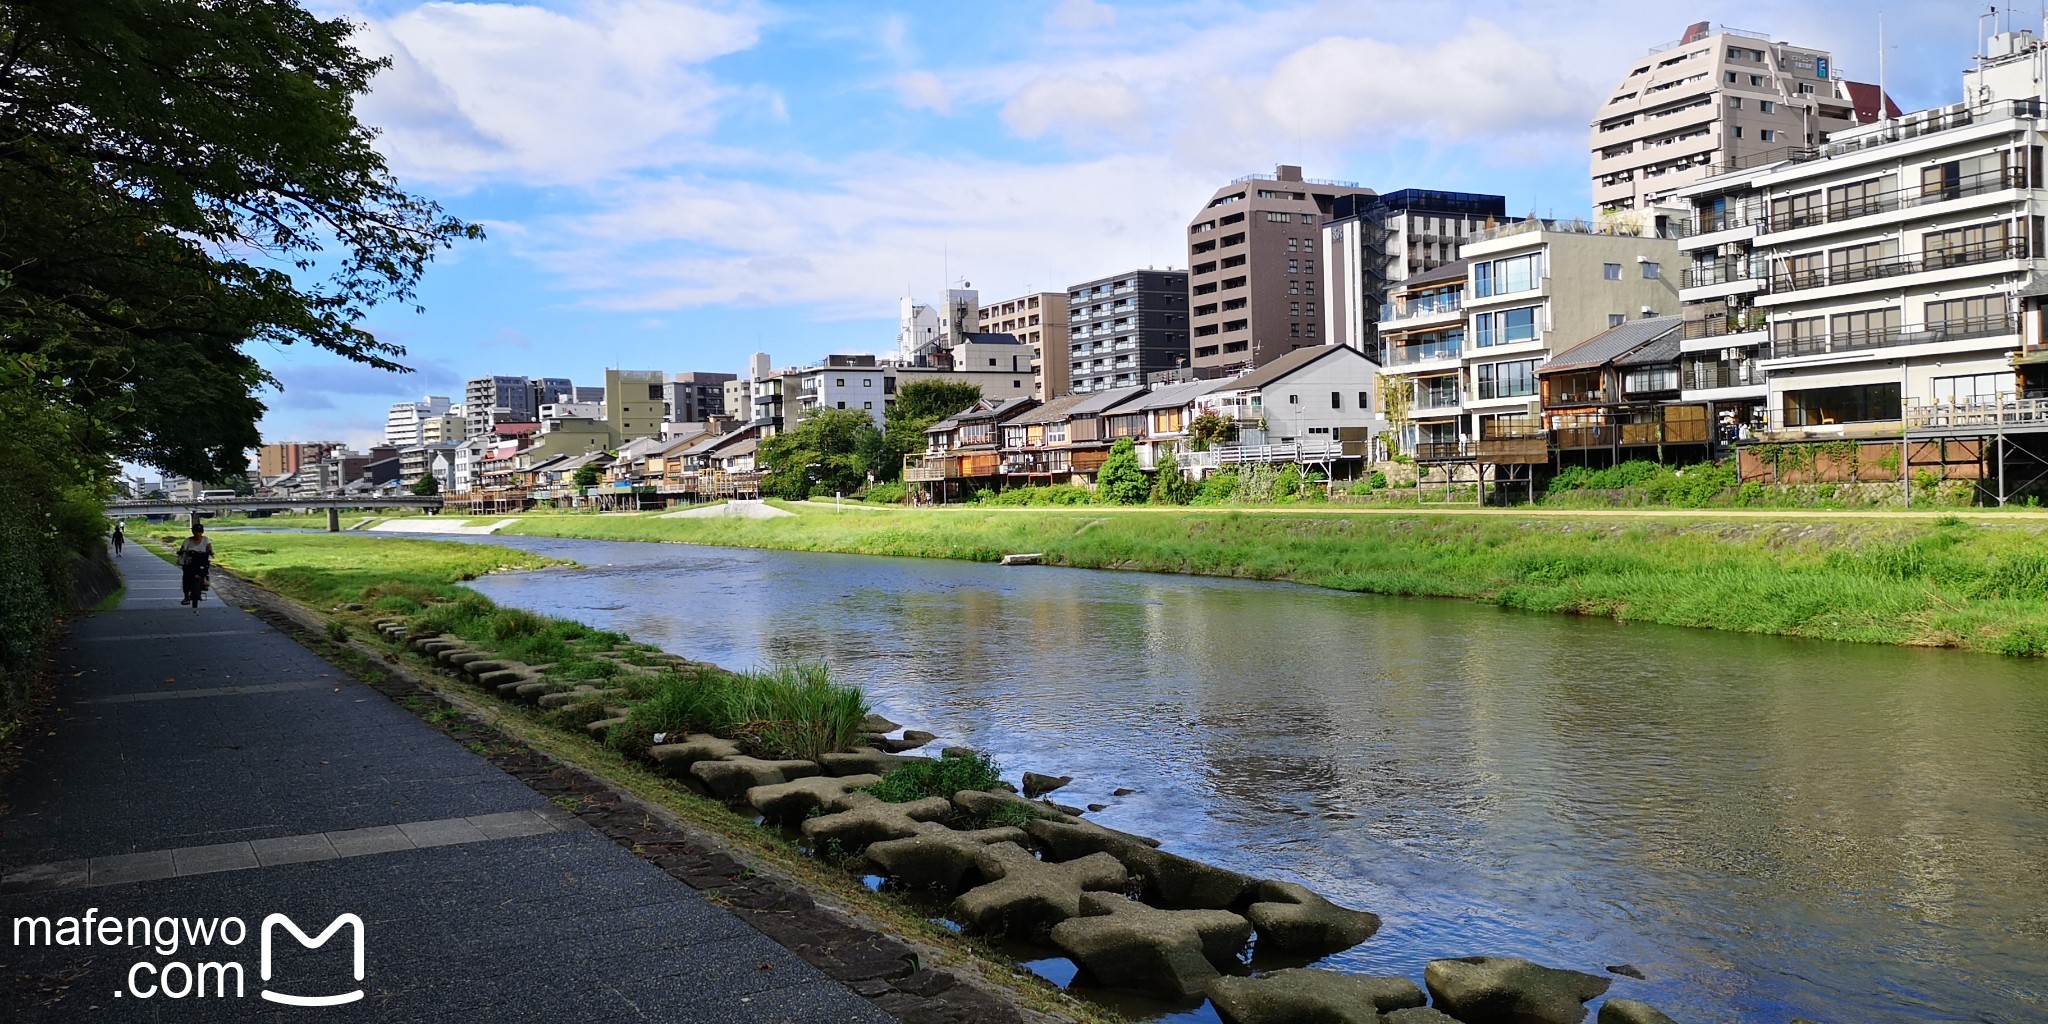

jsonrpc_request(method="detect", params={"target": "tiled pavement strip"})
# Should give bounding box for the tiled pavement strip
[0,548,900,1023]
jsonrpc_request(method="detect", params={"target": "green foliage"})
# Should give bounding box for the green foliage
[1187,412,1234,452]
[0,380,113,714]
[1149,454,1197,505]
[2,0,480,480]
[759,407,882,499]
[1094,438,1149,505]
[863,750,1003,803]
[616,662,868,761]
[572,463,602,489]
[410,473,441,496]
[979,485,1096,506]
[870,380,982,482]
[1193,471,1239,505]
[1544,460,1738,508]
[862,482,909,505]
[1272,464,1303,500]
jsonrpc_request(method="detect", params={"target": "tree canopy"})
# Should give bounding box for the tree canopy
[1095,437,1149,505]
[870,380,982,482]
[0,0,480,479]
[760,408,880,500]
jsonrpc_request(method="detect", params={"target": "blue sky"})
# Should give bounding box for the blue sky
[263,0,1984,448]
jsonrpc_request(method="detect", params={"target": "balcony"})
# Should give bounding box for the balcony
[1768,313,2020,359]
[1386,342,1464,367]
[1414,435,1549,464]
[1770,240,2026,292]
[1682,309,1769,340]
[1683,260,1766,288]
[1680,209,1759,237]
[1761,165,2027,234]
[1904,394,2048,432]
[1379,296,1465,324]
[1683,361,1760,391]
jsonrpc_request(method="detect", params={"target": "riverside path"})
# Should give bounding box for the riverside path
[0,549,899,1023]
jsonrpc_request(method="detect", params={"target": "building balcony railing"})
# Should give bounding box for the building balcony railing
[1681,310,1769,339]
[1770,240,2027,292]
[1904,394,2048,431]
[1378,296,1465,322]
[1761,165,2028,234]
[1547,389,1609,405]
[1683,362,1761,391]
[1681,209,1759,236]
[1682,260,1767,288]
[1414,435,1549,464]
[1385,343,1464,366]
[1768,313,2020,359]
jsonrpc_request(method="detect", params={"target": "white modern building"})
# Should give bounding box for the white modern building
[385,395,452,447]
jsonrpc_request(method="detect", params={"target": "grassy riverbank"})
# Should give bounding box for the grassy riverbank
[496,507,2048,657]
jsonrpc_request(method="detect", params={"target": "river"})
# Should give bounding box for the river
[444,533,2046,1023]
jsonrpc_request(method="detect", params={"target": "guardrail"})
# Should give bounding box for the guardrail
[1904,395,2048,431]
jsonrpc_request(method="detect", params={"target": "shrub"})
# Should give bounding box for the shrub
[1193,471,1239,505]
[1095,438,1149,505]
[1368,470,1388,489]
[864,750,1003,803]
[1272,464,1303,499]
[1150,454,1197,505]
[862,482,908,505]
[613,661,868,762]
[982,485,1095,507]
[1346,480,1373,496]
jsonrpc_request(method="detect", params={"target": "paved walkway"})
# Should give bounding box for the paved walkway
[0,549,896,1023]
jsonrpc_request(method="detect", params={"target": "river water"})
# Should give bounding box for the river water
[445,534,2047,1023]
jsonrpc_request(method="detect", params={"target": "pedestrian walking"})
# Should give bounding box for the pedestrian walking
[110,521,124,556]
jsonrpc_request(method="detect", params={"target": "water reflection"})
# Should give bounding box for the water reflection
[456,535,2048,1023]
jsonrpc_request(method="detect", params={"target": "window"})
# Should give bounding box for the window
[1288,259,1299,273]
[1731,126,1743,140]
[835,401,846,409]
[1930,372,2015,402]
[1304,260,1315,273]
[1304,281,1315,294]
[1641,262,1661,279]
[1829,307,1901,346]
[836,378,845,387]
[863,378,873,386]
[1827,239,1897,283]
[1476,358,1539,400]
[1760,100,1775,113]
[1749,74,1764,86]
[1623,366,1679,393]
[1725,71,1737,83]
[1475,306,1540,347]
[1926,295,2005,330]
[1302,238,1314,253]
[1289,323,1302,337]
[1287,237,1299,251]
[1827,175,1897,220]
[1305,302,1316,317]
[1603,263,1622,280]
[1266,211,1292,223]
[1610,313,1627,327]
[1925,221,2011,268]
[1359,391,1370,409]
[1291,303,1301,315]
[1475,253,1540,296]
[1288,394,1300,405]
[1288,281,1300,294]
[863,402,873,409]
[1727,97,1743,110]
[1760,130,1777,143]
[1783,383,1902,425]
[1331,391,1342,409]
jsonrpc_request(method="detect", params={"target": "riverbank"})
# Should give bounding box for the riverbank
[490,506,2048,657]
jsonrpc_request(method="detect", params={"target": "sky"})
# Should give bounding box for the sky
[259,0,1989,449]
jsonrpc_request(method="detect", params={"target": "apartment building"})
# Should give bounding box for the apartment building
[1187,165,1376,372]
[603,369,668,441]
[797,355,892,424]
[1672,31,2048,496]
[664,372,736,422]
[384,395,451,447]
[1594,22,1897,213]
[1322,190,1511,360]
[1381,220,1682,448]
[257,441,341,478]
[979,292,1070,399]
[1067,269,1189,393]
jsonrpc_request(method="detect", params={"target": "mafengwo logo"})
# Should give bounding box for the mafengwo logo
[11,908,366,1005]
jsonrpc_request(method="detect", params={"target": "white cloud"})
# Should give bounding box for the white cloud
[352,0,763,185]
[893,70,953,114]
[517,155,1215,317]
[1046,0,1117,32]
[1000,74,1147,143]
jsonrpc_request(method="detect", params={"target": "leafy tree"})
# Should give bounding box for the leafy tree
[1149,453,1197,505]
[872,380,981,482]
[410,473,441,496]
[1187,412,1235,452]
[1095,438,1149,505]
[572,463,602,489]
[759,408,880,499]
[1,0,480,480]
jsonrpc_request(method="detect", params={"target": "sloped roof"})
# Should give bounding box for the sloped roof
[1221,344,1371,393]
[957,396,1036,423]
[1400,258,1470,290]
[1065,385,1149,417]
[717,437,759,459]
[1540,316,1682,375]
[1008,392,1093,425]
[1135,378,1224,411]
[961,332,1022,345]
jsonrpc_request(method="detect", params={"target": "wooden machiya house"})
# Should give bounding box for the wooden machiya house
[1054,385,1151,478]
[1538,315,1713,466]
[905,397,1037,501]
[997,393,1093,482]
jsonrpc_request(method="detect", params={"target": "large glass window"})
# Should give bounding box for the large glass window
[1476,358,1540,400]
[1473,253,1540,297]
[1476,306,1541,348]
[1928,372,2014,403]
[1924,221,2011,268]
[1783,383,1902,426]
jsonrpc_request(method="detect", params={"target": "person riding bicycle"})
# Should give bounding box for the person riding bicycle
[177,523,214,608]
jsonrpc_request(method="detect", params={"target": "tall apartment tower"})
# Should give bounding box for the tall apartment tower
[664,371,738,422]
[979,292,1071,399]
[464,375,534,437]
[1066,270,1189,393]
[1593,23,1899,213]
[1322,189,1511,362]
[604,369,667,440]
[1186,165,1375,372]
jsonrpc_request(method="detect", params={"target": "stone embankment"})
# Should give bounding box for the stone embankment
[379,617,1688,1024]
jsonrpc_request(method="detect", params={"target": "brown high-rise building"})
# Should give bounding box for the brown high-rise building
[978,292,1070,399]
[1187,165,1375,372]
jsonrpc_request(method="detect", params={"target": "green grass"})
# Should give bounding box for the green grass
[865,750,1004,803]
[502,506,2048,657]
[611,662,868,761]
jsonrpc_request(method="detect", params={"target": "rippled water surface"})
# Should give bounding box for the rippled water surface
[447,534,2048,1023]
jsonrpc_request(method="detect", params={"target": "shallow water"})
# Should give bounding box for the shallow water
[445,533,2048,1023]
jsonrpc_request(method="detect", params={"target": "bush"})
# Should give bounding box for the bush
[864,750,1003,803]
[613,662,868,762]
[981,485,1096,506]
[1193,471,1239,505]
[1346,479,1374,496]
[1150,453,1197,505]
[1272,464,1303,499]
[862,482,908,505]
[1368,470,1388,489]
[1095,438,1149,505]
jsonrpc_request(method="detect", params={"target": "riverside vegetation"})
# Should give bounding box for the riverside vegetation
[497,505,2048,657]
[181,530,1600,1024]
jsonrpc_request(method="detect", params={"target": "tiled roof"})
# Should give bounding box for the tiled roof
[1540,316,1682,375]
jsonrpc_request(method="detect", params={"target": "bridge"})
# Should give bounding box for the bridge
[106,495,444,531]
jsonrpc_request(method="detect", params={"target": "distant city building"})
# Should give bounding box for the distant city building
[1592,22,1899,213]
[604,369,668,441]
[1066,269,1189,393]
[385,395,451,447]
[1322,189,1512,362]
[257,441,341,478]
[1187,165,1376,373]
[979,292,1070,399]
[665,371,737,422]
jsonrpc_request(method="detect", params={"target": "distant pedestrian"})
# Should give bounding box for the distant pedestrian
[110,521,124,556]
[177,524,213,610]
